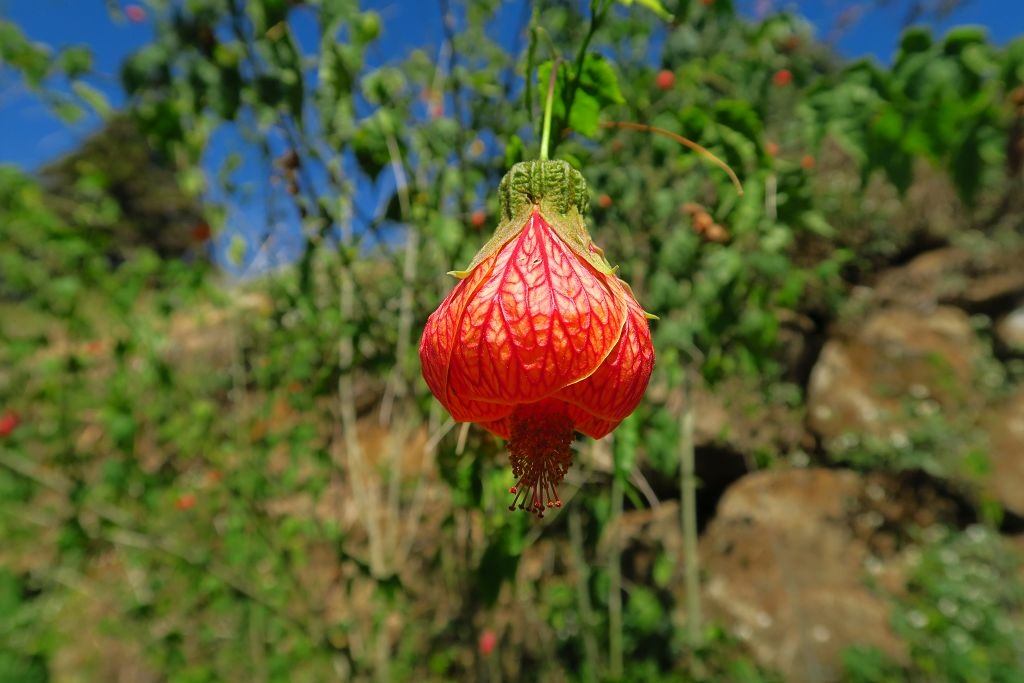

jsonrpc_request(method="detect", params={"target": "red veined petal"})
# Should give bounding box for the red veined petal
[556,282,654,438]
[447,211,627,405]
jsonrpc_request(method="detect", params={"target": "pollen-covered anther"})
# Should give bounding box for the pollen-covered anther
[507,402,575,518]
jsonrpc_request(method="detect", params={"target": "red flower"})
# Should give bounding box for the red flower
[801,154,816,170]
[470,209,487,230]
[655,69,675,91]
[175,494,196,511]
[420,160,654,516]
[0,411,20,438]
[124,4,146,23]
[765,141,780,157]
[478,629,497,657]
[597,193,613,209]
[772,69,793,87]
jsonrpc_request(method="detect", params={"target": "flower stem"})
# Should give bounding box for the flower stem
[539,57,559,161]
[680,372,701,645]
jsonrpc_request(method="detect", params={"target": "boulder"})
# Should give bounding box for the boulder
[808,306,983,443]
[700,469,907,683]
[978,388,1024,517]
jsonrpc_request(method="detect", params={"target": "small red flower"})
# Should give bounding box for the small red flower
[478,630,497,657]
[801,154,816,170]
[0,411,20,438]
[597,193,613,209]
[772,69,793,87]
[420,161,655,516]
[175,494,196,511]
[765,141,780,157]
[124,4,146,23]
[470,209,487,230]
[655,69,675,91]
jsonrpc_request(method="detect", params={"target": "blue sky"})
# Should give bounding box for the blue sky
[1,0,1021,273]
[3,0,1023,171]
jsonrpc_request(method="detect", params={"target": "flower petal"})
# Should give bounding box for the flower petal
[448,211,628,405]
[420,252,512,422]
[556,281,654,438]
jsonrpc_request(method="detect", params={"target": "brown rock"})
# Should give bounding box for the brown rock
[808,306,982,442]
[700,469,906,683]
[978,389,1024,517]
[870,246,1024,317]
[995,304,1024,354]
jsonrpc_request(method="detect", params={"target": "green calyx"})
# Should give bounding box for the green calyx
[450,160,616,279]
[498,159,590,220]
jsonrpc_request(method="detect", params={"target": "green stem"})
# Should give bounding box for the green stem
[539,57,559,161]
[608,470,624,679]
[680,372,701,646]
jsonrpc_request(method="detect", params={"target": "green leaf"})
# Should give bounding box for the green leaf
[57,45,93,78]
[617,0,673,22]
[72,81,111,118]
[537,53,624,139]
[942,26,987,56]
[896,26,932,67]
[949,121,984,206]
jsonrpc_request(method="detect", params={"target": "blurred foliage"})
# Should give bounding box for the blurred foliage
[845,526,1024,683]
[1,0,1023,681]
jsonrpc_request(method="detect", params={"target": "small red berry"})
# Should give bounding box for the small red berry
[801,154,815,170]
[772,69,793,87]
[765,141,780,157]
[655,69,675,91]
[175,494,196,511]
[124,4,146,23]
[597,194,613,209]
[478,630,497,657]
[0,412,20,438]
[470,210,487,229]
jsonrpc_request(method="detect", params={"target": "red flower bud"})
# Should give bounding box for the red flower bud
[655,69,675,91]
[0,411,20,438]
[772,69,793,87]
[125,4,146,23]
[478,629,497,657]
[420,161,654,516]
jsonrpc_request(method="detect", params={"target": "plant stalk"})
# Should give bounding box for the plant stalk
[680,373,701,645]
